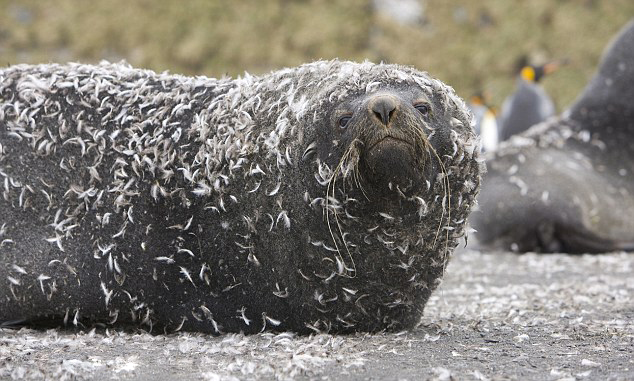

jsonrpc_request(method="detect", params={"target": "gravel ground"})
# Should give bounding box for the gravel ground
[1,249,632,380]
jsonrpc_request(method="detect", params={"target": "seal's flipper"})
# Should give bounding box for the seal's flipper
[535,221,634,254]
[569,19,634,131]
[555,227,634,254]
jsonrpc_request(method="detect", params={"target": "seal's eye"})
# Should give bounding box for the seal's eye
[338,115,352,129]
[414,103,430,116]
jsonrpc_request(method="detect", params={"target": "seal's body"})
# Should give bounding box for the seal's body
[472,21,634,253]
[0,60,480,333]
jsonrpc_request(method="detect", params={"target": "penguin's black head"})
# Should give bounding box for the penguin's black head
[520,62,562,83]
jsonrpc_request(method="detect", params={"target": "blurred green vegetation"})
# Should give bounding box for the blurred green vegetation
[0,0,633,110]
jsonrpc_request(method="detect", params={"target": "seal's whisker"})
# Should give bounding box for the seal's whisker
[353,165,370,201]
[348,139,369,201]
[429,146,452,270]
[325,141,360,278]
[412,125,451,260]
[337,144,360,277]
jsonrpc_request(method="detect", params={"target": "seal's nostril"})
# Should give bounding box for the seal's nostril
[371,97,397,126]
[373,111,386,125]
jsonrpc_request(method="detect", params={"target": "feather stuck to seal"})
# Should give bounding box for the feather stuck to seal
[0,60,481,333]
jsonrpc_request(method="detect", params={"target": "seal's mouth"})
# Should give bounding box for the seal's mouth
[365,136,414,152]
[360,135,427,197]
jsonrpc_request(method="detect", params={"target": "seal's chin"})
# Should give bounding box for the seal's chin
[361,137,425,197]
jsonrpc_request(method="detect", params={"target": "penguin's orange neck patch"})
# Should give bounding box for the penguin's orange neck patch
[470,95,484,105]
[520,66,536,82]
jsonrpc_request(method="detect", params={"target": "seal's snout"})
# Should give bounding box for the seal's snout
[369,95,398,127]
[358,94,430,197]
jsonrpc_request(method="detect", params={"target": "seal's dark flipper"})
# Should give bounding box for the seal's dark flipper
[539,223,634,254]
[474,212,633,254]
[556,230,634,254]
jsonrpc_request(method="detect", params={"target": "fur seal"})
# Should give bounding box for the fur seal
[0,60,481,333]
[472,21,634,253]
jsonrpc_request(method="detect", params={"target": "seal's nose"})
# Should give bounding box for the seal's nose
[370,96,397,126]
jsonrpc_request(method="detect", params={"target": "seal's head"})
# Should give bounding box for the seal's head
[336,91,436,198]
[288,61,477,208]
[251,61,483,332]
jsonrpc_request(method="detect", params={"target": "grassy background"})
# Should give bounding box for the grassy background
[0,0,632,110]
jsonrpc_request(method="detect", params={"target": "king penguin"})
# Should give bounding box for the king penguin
[468,92,499,151]
[498,62,561,141]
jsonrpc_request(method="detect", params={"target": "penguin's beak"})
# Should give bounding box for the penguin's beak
[543,58,569,75]
[543,62,559,75]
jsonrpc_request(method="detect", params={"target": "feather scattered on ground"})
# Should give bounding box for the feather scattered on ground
[1,249,632,380]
